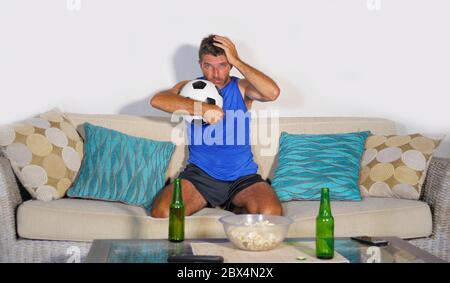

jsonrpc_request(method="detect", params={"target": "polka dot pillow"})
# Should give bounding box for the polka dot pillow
[0,108,83,201]
[359,133,445,200]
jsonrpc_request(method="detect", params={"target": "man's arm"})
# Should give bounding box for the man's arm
[150,81,192,114]
[235,61,280,102]
[213,35,280,102]
[150,81,224,124]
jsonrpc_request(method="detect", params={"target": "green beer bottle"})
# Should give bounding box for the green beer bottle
[169,178,185,242]
[316,187,334,259]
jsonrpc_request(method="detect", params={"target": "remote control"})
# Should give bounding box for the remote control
[167,255,224,263]
[350,236,389,246]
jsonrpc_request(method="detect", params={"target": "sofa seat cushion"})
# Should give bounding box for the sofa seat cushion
[17,199,234,242]
[284,197,432,238]
[17,197,432,242]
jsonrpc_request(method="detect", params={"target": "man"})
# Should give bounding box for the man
[150,34,281,218]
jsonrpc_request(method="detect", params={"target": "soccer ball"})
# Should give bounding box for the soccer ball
[179,79,223,124]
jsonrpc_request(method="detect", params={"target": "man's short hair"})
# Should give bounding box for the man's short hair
[198,34,225,61]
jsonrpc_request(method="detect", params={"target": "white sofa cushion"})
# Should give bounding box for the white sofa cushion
[17,197,431,242]
[17,198,234,242]
[284,197,432,239]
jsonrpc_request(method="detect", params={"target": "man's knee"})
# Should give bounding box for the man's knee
[151,204,169,218]
[258,203,283,216]
[242,201,281,216]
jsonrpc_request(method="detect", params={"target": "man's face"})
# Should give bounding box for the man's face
[199,54,232,89]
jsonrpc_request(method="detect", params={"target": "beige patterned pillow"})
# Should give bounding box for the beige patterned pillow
[0,108,83,201]
[359,133,445,200]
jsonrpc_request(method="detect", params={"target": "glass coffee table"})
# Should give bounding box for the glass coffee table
[85,237,445,263]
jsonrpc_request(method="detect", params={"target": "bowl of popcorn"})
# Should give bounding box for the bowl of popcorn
[219,214,293,251]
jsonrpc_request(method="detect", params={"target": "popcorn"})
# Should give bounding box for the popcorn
[227,220,283,251]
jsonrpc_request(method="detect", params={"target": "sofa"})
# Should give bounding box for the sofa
[1,113,449,262]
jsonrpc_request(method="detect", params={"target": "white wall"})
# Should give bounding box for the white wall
[1,0,449,157]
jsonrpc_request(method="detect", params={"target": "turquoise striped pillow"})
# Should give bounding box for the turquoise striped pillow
[272,131,370,201]
[67,123,175,211]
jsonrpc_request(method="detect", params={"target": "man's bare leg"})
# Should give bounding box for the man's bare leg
[231,182,282,215]
[151,179,208,218]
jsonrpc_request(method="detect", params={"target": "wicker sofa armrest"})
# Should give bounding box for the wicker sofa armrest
[0,153,23,251]
[421,157,450,239]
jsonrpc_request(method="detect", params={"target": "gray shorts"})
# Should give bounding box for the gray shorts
[178,163,266,211]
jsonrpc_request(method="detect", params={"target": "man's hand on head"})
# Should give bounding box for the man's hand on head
[213,35,241,67]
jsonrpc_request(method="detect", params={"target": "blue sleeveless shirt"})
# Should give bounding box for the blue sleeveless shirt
[186,76,258,181]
